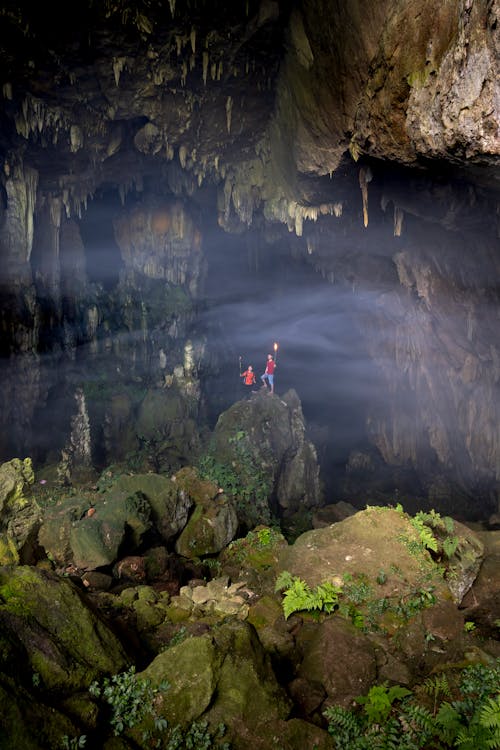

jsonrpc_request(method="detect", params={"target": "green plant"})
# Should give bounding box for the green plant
[168,626,188,648]
[324,660,500,750]
[198,433,273,528]
[464,620,477,633]
[61,737,86,750]
[89,665,169,736]
[376,569,387,585]
[165,720,230,750]
[274,571,341,620]
[356,683,412,724]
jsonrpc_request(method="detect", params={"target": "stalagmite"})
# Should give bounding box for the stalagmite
[226,96,233,134]
[358,166,372,228]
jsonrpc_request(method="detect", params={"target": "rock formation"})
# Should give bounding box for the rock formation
[0,0,498,516]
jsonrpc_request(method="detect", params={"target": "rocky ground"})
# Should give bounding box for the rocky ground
[0,392,499,749]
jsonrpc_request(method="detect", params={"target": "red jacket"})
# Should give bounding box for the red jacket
[242,369,256,385]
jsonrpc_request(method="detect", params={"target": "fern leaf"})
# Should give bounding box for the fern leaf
[480,695,500,729]
[274,570,296,593]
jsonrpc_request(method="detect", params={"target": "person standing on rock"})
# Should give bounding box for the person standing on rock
[240,364,256,394]
[260,353,276,393]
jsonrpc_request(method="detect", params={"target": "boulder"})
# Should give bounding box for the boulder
[277,506,482,634]
[0,565,129,693]
[174,467,238,558]
[295,618,377,710]
[206,388,321,528]
[106,473,193,543]
[38,488,152,571]
[0,458,41,565]
[132,620,292,748]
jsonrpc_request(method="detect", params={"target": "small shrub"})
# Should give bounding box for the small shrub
[89,665,169,736]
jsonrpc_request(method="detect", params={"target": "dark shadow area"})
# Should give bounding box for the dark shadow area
[78,191,125,289]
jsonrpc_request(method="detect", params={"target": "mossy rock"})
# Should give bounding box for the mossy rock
[108,473,192,542]
[131,621,291,747]
[39,489,152,570]
[0,565,129,692]
[277,506,454,634]
[175,497,238,558]
[0,457,41,565]
[0,676,79,750]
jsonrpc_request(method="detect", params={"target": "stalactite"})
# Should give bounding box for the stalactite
[179,145,188,168]
[169,0,176,18]
[2,82,12,100]
[358,166,372,227]
[70,125,83,153]
[226,96,233,134]
[190,27,196,54]
[211,62,217,80]
[112,57,127,87]
[181,61,188,86]
[394,206,404,236]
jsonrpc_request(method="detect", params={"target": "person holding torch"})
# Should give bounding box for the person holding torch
[261,343,278,393]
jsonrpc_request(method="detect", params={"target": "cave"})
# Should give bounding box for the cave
[0,0,499,524]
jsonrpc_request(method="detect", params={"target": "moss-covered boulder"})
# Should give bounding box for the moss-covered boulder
[0,675,79,750]
[277,506,483,617]
[173,467,238,557]
[106,473,193,543]
[204,388,321,529]
[39,488,152,571]
[0,457,41,565]
[0,565,129,693]
[131,620,291,748]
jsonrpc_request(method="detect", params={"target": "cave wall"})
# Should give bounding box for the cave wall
[0,0,498,510]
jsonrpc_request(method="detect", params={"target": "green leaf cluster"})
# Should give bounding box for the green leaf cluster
[274,571,341,619]
[89,666,169,736]
[324,660,500,749]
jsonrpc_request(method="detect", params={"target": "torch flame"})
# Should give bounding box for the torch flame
[273,342,278,352]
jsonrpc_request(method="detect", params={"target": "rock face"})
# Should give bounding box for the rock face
[0,1,498,514]
[206,389,321,528]
[0,457,41,564]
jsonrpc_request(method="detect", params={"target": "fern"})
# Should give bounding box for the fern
[276,572,341,619]
[479,695,500,730]
[282,577,312,620]
[421,673,452,715]
[274,570,295,593]
[443,535,459,558]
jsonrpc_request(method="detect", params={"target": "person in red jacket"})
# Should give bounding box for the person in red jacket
[240,365,256,391]
[260,354,276,393]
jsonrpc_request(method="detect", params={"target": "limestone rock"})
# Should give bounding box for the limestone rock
[107,473,193,543]
[134,620,291,747]
[174,469,238,558]
[0,565,129,692]
[38,488,152,571]
[208,388,321,528]
[0,457,41,565]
